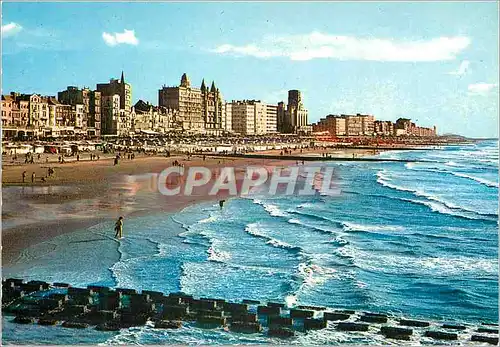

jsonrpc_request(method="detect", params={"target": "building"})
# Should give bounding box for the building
[285,90,309,134]
[132,99,177,134]
[101,94,121,135]
[158,73,223,134]
[374,120,395,136]
[394,118,437,137]
[229,100,277,135]
[222,102,233,133]
[277,101,286,133]
[96,71,132,112]
[312,115,346,136]
[58,86,101,136]
[265,104,278,134]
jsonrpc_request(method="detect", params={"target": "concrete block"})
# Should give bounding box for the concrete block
[53,282,70,288]
[242,299,261,305]
[62,321,89,329]
[87,285,110,294]
[268,316,293,327]
[231,313,258,323]
[290,309,314,319]
[268,327,295,338]
[68,287,94,297]
[478,327,499,334]
[230,321,262,333]
[116,288,137,295]
[471,335,499,345]
[38,318,59,326]
[197,316,227,327]
[162,305,189,319]
[424,331,458,340]
[324,312,350,321]
[224,302,248,314]
[442,324,466,330]
[96,322,121,331]
[399,319,430,327]
[304,318,327,330]
[337,322,369,332]
[298,305,326,311]
[13,316,35,324]
[154,320,182,329]
[380,326,413,339]
[267,302,285,308]
[360,315,388,324]
[257,305,281,316]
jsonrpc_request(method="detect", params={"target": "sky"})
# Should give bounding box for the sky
[2,1,499,138]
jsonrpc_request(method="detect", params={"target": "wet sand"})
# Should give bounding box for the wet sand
[2,153,296,266]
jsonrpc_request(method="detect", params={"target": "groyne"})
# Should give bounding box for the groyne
[2,279,498,344]
[203,153,422,163]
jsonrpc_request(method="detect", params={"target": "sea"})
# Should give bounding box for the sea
[3,140,498,345]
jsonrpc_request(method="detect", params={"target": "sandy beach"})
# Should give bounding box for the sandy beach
[2,152,298,266]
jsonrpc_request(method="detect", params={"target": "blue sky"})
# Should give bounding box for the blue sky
[2,2,498,137]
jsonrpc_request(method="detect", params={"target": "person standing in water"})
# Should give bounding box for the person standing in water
[219,200,225,209]
[114,216,124,238]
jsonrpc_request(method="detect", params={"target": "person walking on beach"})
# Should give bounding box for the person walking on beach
[22,171,27,183]
[31,172,36,183]
[114,216,124,238]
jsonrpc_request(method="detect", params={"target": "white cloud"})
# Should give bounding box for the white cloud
[213,31,471,62]
[468,83,498,95]
[102,29,139,46]
[448,60,470,76]
[2,22,23,38]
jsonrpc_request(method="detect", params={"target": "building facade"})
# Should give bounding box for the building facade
[158,73,223,134]
[265,104,278,134]
[58,86,101,136]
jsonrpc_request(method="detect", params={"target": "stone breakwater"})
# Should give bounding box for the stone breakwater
[2,278,498,344]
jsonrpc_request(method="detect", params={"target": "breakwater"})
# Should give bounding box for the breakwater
[3,278,498,344]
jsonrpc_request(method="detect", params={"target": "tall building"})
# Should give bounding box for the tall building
[96,71,132,112]
[230,100,274,135]
[374,120,394,136]
[158,73,223,134]
[58,86,101,136]
[282,90,309,134]
[222,102,233,133]
[277,101,286,133]
[101,94,120,135]
[265,104,278,133]
[313,115,346,136]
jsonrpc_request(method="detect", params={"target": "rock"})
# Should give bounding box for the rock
[304,318,327,330]
[380,326,413,340]
[477,327,499,334]
[337,322,369,332]
[442,324,466,330]
[154,320,182,329]
[324,312,350,321]
[268,316,293,327]
[62,321,88,329]
[268,327,295,338]
[424,331,458,340]
[230,322,262,333]
[290,309,314,319]
[13,316,35,324]
[359,315,388,324]
[471,335,499,345]
[257,305,281,316]
[399,319,430,327]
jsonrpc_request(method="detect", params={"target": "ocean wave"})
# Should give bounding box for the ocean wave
[448,172,499,188]
[245,222,302,253]
[207,240,231,263]
[287,218,338,235]
[376,170,497,219]
[252,199,288,217]
[342,222,405,233]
